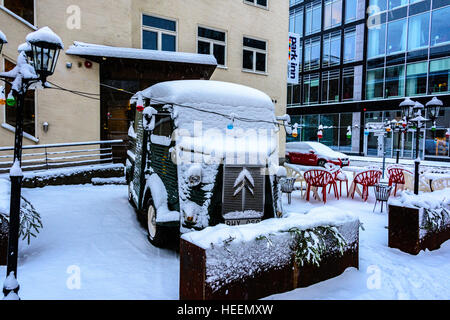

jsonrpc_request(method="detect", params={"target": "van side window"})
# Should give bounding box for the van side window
[153,115,172,137]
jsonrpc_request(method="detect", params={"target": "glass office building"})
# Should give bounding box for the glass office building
[287,0,450,160]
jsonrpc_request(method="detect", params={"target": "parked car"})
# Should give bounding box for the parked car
[285,141,350,167]
[126,80,285,247]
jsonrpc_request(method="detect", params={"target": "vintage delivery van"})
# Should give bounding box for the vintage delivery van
[126,80,285,247]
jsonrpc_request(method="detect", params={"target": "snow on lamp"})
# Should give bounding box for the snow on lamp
[426,96,443,121]
[26,27,64,81]
[399,98,415,120]
[0,30,7,55]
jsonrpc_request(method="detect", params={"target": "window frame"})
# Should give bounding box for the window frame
[243,0,269,10]
[197,25,227,68]
[1,56,38,140]
[242,36,268,75]
[1,0,36,27]
[141,13,178,52]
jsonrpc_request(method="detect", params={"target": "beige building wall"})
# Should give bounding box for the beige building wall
[0,0,288,155]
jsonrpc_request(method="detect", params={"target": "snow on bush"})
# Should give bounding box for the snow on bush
[182,207,359,291]
[389,188,450,236]
[0,178,43,244]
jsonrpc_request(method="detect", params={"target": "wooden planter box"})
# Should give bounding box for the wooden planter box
[180,219,359,300]
[388,205,450,255]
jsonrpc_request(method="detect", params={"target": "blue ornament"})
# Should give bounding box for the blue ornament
[364,131,370,136]
[227,123,234,130]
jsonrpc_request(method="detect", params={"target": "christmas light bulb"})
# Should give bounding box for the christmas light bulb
[6,92,15,106]
[0,86,5,106]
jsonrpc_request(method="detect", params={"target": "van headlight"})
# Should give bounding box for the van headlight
[187,164,202,187]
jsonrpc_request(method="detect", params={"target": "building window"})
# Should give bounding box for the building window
[142,14,177,51]
[244,0,268,9]
[342,67,355,100]
[385,65,405,98]
[368,23,386,58]
[429,57,449,94]
[345,0,358,22]
[324,0,342,30]
[304,37,321,71]
[388,0,408,10]
[197,26,226,67]
[303,73,320,105]
[242,37,267,73]
[368,0,387,14]
[387,18,407,55]
[344,27,356,63]
[430,6,450,47]
[287,83,301,106]
[3,59,35,136]
[305,1,322,35]
[408,12,430,51]
[290,0,304,6]
[289,7,304,36]
[3,0,34,25]
[322,70,340,103]
[323,31,341,67]
[406,61,428,96]
[366,68,384,99]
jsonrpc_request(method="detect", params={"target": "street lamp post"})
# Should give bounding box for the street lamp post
[410,101,426,195]
[0,27,63,299]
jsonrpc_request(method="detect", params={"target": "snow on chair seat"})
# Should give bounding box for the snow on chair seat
[431,177,450,191]
[403,171,432,193]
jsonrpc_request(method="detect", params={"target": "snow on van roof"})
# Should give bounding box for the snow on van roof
[66,42,217,65]
[139,80,274,111]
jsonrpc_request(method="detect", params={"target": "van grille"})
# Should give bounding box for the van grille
[222,166,265,218]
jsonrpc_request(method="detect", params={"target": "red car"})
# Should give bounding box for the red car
[285,142,350,167]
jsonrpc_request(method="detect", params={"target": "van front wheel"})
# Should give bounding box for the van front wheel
[146,202,168,248]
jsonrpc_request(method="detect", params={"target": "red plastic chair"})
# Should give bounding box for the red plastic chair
[304,169,339,204]
[388,167,413,196]
[350,169,382,202]
[325,164,349,198]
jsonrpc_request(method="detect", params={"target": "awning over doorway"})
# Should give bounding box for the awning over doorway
[66,41,217,66]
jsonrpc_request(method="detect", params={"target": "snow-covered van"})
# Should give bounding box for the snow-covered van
[126,80,284,247]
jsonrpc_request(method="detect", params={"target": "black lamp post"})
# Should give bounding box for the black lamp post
[0,27,63,299]
[426,96,443,140]
[397,98,416,164]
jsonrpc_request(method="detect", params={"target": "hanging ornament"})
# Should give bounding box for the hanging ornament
[346,126,352,139]
[107,112,112,120]
[446,128,450,139]
[402,119,407,128]
[317,125,323,140]
[228,113,236,130]
[364,125,370,136]
[292,123,299,138]
[431,121,437,132]
[0,86,5,106]
[6,92,16,107]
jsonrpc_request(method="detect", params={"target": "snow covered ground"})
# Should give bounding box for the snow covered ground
[266,188,450,300]
[1,184,179,300]
[1,182,449,300]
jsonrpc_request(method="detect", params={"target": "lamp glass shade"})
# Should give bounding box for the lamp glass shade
[0,42,3,55]
[30,42,61,79]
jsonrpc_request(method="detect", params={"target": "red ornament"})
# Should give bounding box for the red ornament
[84,60,93,68]
[136,105,144,112]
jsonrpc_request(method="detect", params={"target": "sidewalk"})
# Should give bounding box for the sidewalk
[349,155,450,170]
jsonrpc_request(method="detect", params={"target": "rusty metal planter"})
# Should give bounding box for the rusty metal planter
[388,205,450,255]
[180,221,359,300]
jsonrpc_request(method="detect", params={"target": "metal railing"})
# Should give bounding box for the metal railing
[0,140,123,174]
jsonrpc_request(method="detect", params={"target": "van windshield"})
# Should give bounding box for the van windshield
[153,115,172,137]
